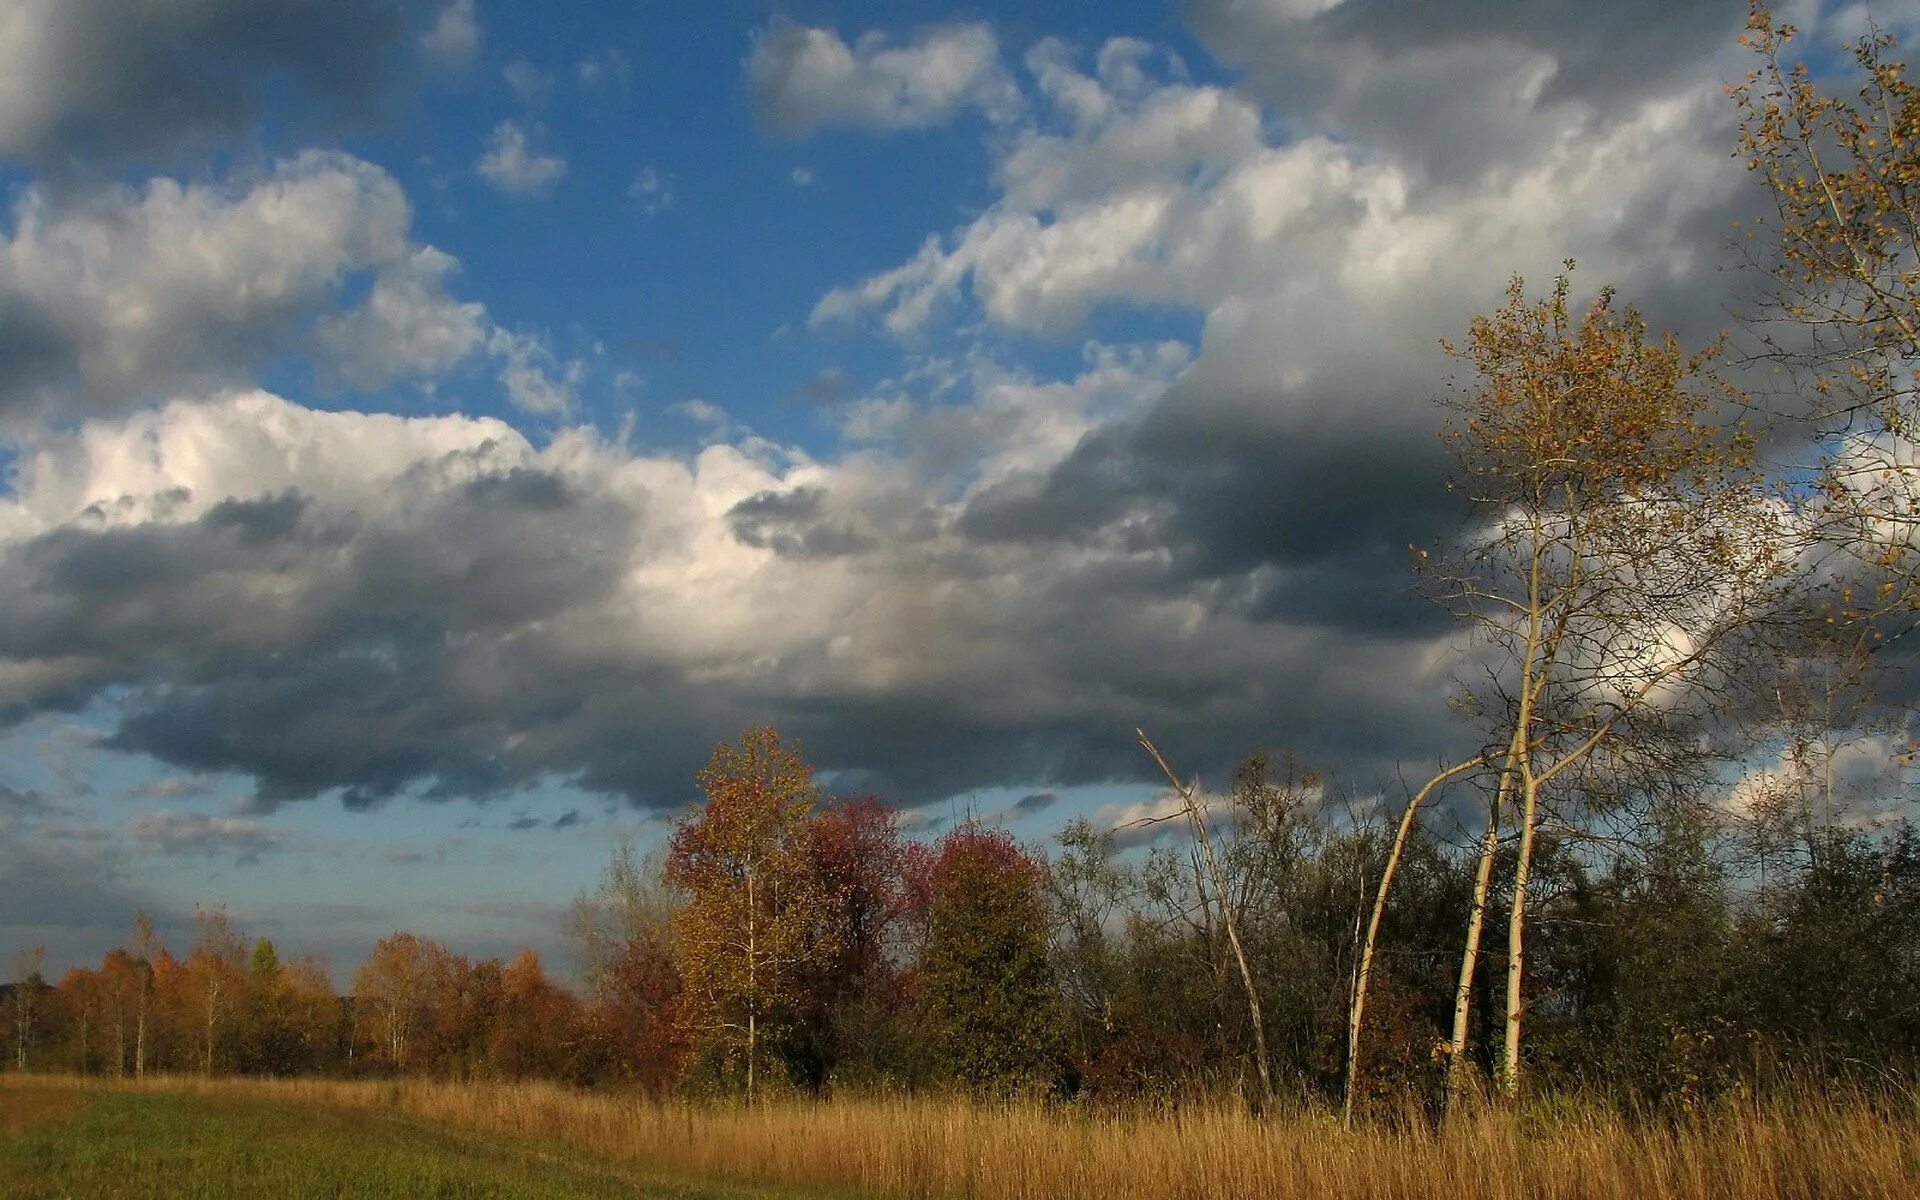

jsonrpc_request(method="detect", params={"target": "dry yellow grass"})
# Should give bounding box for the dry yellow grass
[18,1074,1919,1200]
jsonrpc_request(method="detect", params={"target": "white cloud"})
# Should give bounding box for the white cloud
[476,120,567,195]
[628,166,675,215]
[503,60,553,105]
[313,247,487,389]
[487,327,582,414]
[789,167,817,187]
[815,34,1745,356]
[576,47,632,93]
[0,151,486,418]
[421,0,482,76]
[749,21,1020,136]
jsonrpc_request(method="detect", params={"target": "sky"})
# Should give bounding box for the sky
[0,0,1912,982]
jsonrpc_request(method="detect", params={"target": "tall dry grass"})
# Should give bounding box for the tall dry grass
[29,1074,1920,1199]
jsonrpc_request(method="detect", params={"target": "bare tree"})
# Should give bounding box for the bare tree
[1136,729,1276,1111]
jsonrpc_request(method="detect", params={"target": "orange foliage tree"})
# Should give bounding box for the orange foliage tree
[666,726,839,1101]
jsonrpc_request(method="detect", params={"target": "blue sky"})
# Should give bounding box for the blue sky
[0,0,1909,983]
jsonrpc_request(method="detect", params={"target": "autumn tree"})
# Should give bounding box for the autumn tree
[911,823,1064,1094]
[1430,269,1791,1099]
[54,965,103,1073]
[489,950,584,1080]
[420,948,502,1079]
[353,932,437,1071]
[1736,5,1920,615]
[788,795,910,1090]
[96,949,141,1077]
[666,726,836,1101]
[185,907,246,1074]
[568,843,689,1091]
[11,945,45,1069]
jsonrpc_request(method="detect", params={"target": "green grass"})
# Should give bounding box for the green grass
[0,1085,816,1199]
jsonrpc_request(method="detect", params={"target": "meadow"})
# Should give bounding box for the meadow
[3,1074,1917,1200]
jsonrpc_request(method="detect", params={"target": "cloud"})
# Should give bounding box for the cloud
[628,166,675,215]
[314,247,487,389]
[487,327,582,413]
[788,368,854,405]
[576,48,632,94]
[126,809,287,864]
[812,26,1762,624]
[503,60,554,105]
[0,339,1425,813]
[1014,790,1058,813]
[125,777,213,802]
[476,121,567,195]
[420,0,482,77]
[0,3,1860,834]
[0,0,445,168]
[0,836,179,963]
[0,783,54,817]
[749,21,1020,136]
[0,151,488,419]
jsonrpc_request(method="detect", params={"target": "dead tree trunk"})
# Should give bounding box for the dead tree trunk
[1138,729,1274,1112]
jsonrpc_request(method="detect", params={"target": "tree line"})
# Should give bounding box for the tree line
[6,3,1920,1115]
[4,723,1917,1115]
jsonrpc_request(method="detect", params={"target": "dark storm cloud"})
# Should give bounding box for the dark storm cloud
[1015,790,1058,813]
[962,398,1452,578]
[0,0,448,169]
[0,461,641,808]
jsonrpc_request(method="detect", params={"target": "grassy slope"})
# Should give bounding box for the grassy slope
[0,1085,816,1200]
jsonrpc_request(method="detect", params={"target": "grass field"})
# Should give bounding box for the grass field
[3,1075,1918,1199]
[0,1081,821,1199]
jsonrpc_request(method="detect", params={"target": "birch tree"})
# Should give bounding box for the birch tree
[666,725,836,1102]
[131,910,155,1078]
[186,907,245,1075]
[1433,269,1791,1098]
[11,945,44,1070]
[352,932,436,1070]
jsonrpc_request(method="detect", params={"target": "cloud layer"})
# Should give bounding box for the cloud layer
[0,1,1874,837]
